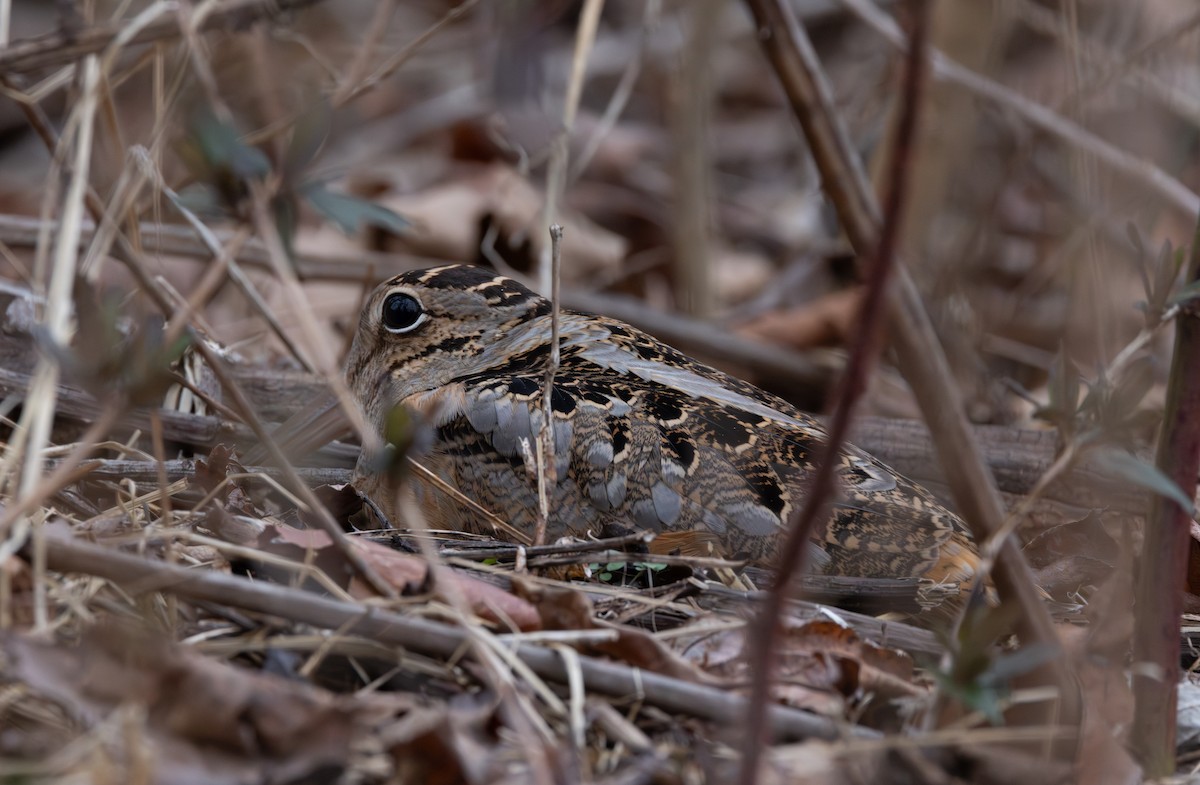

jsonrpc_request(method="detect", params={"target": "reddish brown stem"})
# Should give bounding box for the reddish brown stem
[738,2,930,782]
[1131,220,1200,776]
[742,0,1076,748]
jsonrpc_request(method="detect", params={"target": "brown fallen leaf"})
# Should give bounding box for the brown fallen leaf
[674,616,921,719]
[256,524,542,632]
[516,580,716,686]
[1,626,406,785]
[385,694,516,785]
[376,163,626,280]
[737,287,864,351]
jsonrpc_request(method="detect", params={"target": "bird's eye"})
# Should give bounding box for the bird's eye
[381,292,425,333]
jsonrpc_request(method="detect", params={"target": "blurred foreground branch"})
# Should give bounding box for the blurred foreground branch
[743,0,1078,744]
[0,0,328,75]
[1131,221,1200,776]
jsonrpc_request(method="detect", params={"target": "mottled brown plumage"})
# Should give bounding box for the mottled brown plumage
[346,264,980,588]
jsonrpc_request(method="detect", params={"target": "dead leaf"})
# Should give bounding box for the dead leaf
[254,524,542,631]
[385,695,506,785]
[673,616,921,719]
[377,164,626,280]
[1,627,401,784]
[516,580,715,685]
[738,287,864,350]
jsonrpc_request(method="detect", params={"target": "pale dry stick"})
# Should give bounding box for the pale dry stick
[104,221,400,602]
[590,700,654,755]
[161,226,253,347]
[837,0,1200,218]
[173,2,233,122]
[501,629,620,646]
[157,184,308,362]
[439,531,650,561]
[232,188,397,600]
[537,0,605,296]
[78,154,148,280]
[0,142,62,498]
[149,412,174,541]
[0,72,78,501]
[535,224,565,547]
[0,65,74,106]
[333,0,480,108]
[569,0,662,182]
[552,643,588,750]
[298,611,370,679]
[15,56,102,631]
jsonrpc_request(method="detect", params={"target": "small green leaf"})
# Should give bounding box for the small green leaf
[273,194,299,260]
[171,183,224,217]
[980,643,1059,687]
[1169,279,1200,307]
[1107,356,1156,424]
[1093,448,1195,514]
[302,183,410,236]
[284,100,332,176]
[1128,223,1151,299]
[1150,243,1182,317]
[190,107,270,180]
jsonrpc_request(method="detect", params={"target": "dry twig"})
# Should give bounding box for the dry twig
[1131,218,1200,776]
[0,0,329,75]
[743,0,1078,753]
[739,1,927,778]
[33,533,868,744]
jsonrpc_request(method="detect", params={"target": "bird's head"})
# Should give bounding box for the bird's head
[344,265,550,424]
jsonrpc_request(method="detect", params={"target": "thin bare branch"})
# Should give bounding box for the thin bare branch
[740,2,927,778]
[743,0,1078,746]
[0,0,328,75]
[34,533,869,743]
[537,0,604,296]
[1131,218,1200,776]
[838,0,1200,218]
[535,224,565,546]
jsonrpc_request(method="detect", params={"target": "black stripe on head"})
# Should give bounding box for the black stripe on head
[397,266,551,315]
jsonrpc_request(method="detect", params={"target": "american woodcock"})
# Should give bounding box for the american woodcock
[345,264,981,588]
